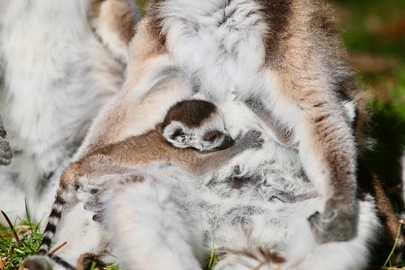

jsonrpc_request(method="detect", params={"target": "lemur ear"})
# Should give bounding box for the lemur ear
[162,121,188,147]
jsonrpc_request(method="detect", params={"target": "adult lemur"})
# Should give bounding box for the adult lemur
[76,0,400,244]
[26,0,401,269]
[0,0,140,224]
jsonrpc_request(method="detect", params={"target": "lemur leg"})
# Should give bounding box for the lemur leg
[260,70,359,244]
[0,115,12,166]
[76,18,192,159]
[246,99,298,149]
[104,174,202,270]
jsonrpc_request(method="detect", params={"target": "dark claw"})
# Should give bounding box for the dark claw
[92,213,104,223]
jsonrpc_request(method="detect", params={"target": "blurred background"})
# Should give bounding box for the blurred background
[331,0,405,212]
[134,0,405,210]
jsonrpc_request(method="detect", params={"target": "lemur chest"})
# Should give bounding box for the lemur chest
[161,0,268,99]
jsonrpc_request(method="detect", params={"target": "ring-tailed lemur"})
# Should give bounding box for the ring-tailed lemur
[28,0,401,268]
[73,0,400,246]
[0,0,140,225]
[33,99,264,262]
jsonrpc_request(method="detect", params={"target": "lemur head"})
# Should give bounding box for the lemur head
[159,99,234,152]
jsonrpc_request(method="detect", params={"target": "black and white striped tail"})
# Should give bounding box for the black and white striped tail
[38,194,65,255]
[24,254,76,270]
[48,254,76,270]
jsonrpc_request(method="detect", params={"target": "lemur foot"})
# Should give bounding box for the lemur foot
[0,137,12,166]
[84,174,145,223]
[24,255,54,270]
[0,118,12,166]
[77,253,104,270]
[308,199,358,243]
[235,129,264,151]
[84,200,107,223]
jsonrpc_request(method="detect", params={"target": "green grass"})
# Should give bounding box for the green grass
[0,211,43,270]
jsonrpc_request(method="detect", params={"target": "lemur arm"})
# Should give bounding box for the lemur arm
[246,99,298,149]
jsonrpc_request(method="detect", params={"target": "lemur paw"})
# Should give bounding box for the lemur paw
[308,201,357,243]
[24,255,54,270]
[77,253,105,270]
[0,137,12,166]
[237,130,264,150]
[84,200,107,223]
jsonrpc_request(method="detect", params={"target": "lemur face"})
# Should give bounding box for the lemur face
[162,110,234,152]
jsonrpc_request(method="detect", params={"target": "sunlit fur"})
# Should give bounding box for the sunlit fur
[34,0,398,269]
[0,0,139,225]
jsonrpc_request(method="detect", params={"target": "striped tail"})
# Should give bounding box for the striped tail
[48,254,76,270]
[38,194,66,255]
[24,254,76,270]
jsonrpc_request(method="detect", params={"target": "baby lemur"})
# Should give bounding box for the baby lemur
[37,99,264,256]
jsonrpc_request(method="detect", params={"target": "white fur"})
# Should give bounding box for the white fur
[52,203,110,269]
[161,0,267,101]
[0,0,134,225]
[106,173,202,270]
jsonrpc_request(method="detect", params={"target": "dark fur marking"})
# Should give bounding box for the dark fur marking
[162,100,217,128]
[170,128,185,140]
[49,254,76,270]
[49,210,62,220]
[55,196,65,205]
[44,223,57,234]
[147,0,167,46]
[255,0,292,66]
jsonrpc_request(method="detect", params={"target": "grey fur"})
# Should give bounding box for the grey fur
[0,115,12,166]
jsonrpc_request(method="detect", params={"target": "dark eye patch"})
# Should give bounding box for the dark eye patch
[170,128,185,140]
[203,130,223,142]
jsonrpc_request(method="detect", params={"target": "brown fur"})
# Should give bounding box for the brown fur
[89,0,141,61]
[66,127,261,186]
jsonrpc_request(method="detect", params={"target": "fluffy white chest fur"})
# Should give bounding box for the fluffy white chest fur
[161,0,267,100]
[0,0,133,224]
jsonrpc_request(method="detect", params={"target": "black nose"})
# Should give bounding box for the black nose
[215,134,234,150]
